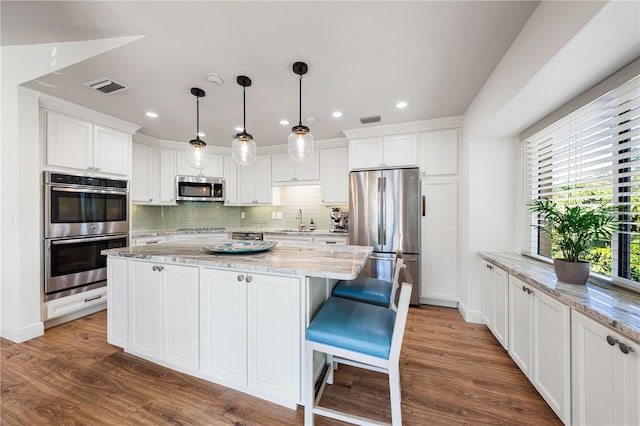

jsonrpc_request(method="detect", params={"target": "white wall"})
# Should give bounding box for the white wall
[458,0,640,321]
[0,37,140,342]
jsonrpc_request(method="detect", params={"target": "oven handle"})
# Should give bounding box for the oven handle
[50,186,128,196]
[50,235,127,245]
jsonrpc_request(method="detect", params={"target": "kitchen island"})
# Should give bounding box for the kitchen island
[102,241,371,409]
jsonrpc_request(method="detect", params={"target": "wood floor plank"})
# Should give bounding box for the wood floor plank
[1,305,561,425]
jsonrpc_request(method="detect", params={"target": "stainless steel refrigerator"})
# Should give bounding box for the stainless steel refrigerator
[349,168,421,304]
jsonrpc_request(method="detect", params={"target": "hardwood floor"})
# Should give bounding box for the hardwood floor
[1,305,561,425]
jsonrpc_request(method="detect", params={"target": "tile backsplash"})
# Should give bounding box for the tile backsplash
[132,185,347,231]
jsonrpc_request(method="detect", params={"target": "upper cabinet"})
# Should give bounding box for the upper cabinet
[131,143,176,205]
[223,156,238,205]
[46,111,132,176]
[237,155,272,205]
[348,134,418,170]
[175,150,224,178]
[320,147,349,204]
[420,129,458,176]
[271,152,320,185]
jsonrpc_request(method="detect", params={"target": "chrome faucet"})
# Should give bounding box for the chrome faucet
[297,209,306,231]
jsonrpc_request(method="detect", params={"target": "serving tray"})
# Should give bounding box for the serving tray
[203,240,277,254]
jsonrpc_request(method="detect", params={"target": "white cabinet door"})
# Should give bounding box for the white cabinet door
[382,133,418,167]
[107,258,128,348]
[93,125,131,176]
[46,111,94,171]
[272,151,320,183]
[271,153,297,183]
[158,148,176,204]
[294,151,320,182]
[313,236,348,245]
[509,275,570,424]
[200,268,248,386]
[320,147,349,204]
[493,266,509,349]
[420,178,457,306]
[508,275,533,377]
[263,234,314,246]
[131,143,156,203]
[223,156,238,205]
[532,288,570,424]
[349,137,382,170]
[176,151,224,177]
[481,262,495,330]
[238,155,272,205]
[420,129,458,176]
[128,261,199,370]
[572,310,640,426]
[247,273,301,402]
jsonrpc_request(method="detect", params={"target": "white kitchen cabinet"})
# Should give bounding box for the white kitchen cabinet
[223,156,238,205]
[200,268,301,404]
[44,286,107,322]
[271,152,320,184]
[508,275,570,424]
[420,129,458,176]
[264,234,314,246]
[348,134,417,170]
[313,235,348,245]
[131,235,168,246]
[572,310,640,426]
[420,178,457,307]
[172,233,229,242]
[132,144,177,205]
[128,260,199,370]
[481,260,509,349]
[237,155,272,204]
[107,257,128,348]
[46,111,131,176]
[175,150,224,178]
[320,147,349,204]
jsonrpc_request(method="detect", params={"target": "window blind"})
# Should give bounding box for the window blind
[523,74,640,290]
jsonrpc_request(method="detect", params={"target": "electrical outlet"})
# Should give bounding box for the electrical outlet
[240,211,246,219]
[271,212,277,219]
[276,211,283,220]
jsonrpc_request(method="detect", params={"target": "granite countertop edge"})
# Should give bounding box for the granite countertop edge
[479,252,640,343]
[131,228,348,238]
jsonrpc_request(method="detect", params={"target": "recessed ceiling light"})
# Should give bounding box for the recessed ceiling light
[145,111,158,118]
[280,119,289,126]
[197,132,205,137]
[396,101,408,109]
[332,111,343,118]
[235,126,244,132]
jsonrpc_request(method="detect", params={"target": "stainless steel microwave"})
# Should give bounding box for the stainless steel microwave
[176,176,224,202]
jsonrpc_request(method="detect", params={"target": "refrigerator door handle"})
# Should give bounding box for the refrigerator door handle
[422,195,426,216]
[377,177,383,245]
[381,176,386,246]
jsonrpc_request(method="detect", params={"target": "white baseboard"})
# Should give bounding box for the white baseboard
[1,321,45,343]
[419,297,458,308]
[457,300,484,324]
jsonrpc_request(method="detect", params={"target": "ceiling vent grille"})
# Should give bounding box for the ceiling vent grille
[360,115,381,124]
[83,77,130,95]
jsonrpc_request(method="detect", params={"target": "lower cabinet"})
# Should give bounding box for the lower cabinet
[200,268,301,404]
[128,260,199,371]
[481,261,508,349]
[571,310,640,426]
[107,258,128,348]
[508,275,570,424]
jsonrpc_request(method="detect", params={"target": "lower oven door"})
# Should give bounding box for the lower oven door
[44,233,128,299]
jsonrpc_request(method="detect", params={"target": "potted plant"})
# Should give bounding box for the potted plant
[528,199,617,284]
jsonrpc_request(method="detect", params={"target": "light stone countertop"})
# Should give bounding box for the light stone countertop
[103,241,370,281]
[131,227,348,238]
[479,252,640,343]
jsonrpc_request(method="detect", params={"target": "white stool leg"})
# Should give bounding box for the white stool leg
[389,364,402,426]
[305,342,315,426]
[327,354,335,384]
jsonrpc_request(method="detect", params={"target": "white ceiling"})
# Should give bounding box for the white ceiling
[1,1,539,147]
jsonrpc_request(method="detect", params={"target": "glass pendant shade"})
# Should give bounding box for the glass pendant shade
[232,76,257,166]
[288,128,314,162]
[186,141,209,171]
[289,62,313,162]
[232,133,257,166]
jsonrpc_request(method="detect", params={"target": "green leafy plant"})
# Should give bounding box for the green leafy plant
[528,199,617,263]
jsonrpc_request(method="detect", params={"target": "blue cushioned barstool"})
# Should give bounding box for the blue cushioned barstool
[305,268,413,426]
[332,251,404,308]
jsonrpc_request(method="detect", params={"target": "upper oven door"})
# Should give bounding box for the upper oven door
[45,185,129,238]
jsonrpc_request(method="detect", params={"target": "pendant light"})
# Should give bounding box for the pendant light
[288,61,314,162]
[186,87,209,171]
[231,76,257,166]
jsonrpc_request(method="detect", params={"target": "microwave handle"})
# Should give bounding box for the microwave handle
[50,186,127,196]
[50,235,126,245]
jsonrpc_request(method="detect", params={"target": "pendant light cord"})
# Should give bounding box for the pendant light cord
[298,74,303,126]
[243,86,247,132]
[196,96,200,136]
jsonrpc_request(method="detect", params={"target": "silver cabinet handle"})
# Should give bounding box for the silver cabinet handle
[84,295,102,303]
[619,342,635,354]
[606,335,617,346]
[237,274,245,282]
[145,240,159,245]
[245,275,253,283]
[152,265,163,272]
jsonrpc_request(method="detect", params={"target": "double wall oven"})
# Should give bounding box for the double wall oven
[44,172,129,300]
